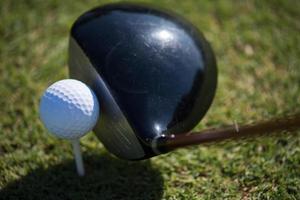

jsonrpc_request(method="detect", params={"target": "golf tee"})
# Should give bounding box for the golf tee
[71,139,85,176]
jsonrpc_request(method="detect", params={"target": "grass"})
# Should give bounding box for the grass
[0,0,299,199]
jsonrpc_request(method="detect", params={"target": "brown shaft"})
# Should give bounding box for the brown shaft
[164,113,300,151]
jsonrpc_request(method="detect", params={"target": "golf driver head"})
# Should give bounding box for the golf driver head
[68,3,217,160]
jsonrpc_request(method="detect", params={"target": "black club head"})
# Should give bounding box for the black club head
[68,3,217,160]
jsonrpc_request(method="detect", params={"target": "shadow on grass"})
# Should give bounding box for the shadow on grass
[0,153,164,200]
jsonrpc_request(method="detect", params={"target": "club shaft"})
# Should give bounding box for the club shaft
[162,113,300,151]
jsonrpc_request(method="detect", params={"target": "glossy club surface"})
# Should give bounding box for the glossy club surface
[69,3,217,160]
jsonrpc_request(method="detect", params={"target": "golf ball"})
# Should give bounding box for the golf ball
[39,79,99,139]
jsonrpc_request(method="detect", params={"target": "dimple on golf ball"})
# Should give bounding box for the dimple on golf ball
[39,79,99,139]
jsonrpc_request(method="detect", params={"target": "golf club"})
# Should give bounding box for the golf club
[69,3,217,160]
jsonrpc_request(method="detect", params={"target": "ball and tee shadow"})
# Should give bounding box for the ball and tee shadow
[0,153,164,200]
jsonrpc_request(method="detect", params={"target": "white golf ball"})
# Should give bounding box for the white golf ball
[39,79,99,139]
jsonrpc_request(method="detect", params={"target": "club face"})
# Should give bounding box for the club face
[69,3,217,160]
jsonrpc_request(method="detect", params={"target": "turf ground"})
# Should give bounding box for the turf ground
[0,0,299,199]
